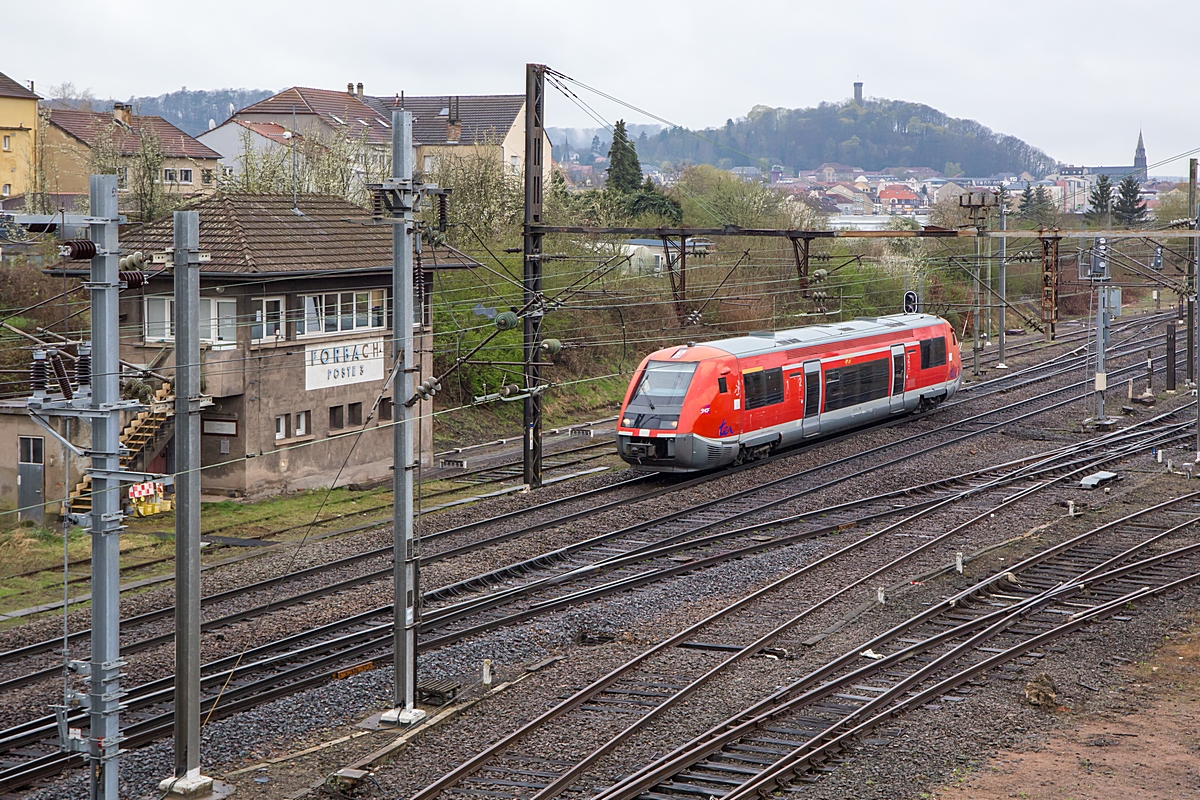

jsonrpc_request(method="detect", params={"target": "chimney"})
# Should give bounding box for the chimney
[347,82,355,96]
[446,96,461,143]
[853,82,863,105]
[113,102,133,127]
[356,82,364,100]
[28,80,34,93]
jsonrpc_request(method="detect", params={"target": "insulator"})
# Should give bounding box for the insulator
[61,240,97,260]
[540,338,563,355]
[811,268,829,283]
[49,350,73,400]
[75,348,91,387]
[500,383,520,397]
[29,351,48,392]
[437,194,449,232]
[128,251,145,269]
[120,271,147,289]
[495,311,519,331]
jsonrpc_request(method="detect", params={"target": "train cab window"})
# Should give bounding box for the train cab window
[919,337,947,369]
[629,361,698,408]
[718,377,728,393]
[824,359,890,412]
[744,367,784,409]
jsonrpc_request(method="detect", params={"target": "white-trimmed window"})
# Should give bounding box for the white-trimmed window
[146,297,238,343]
[275,414,290,440]
[2,184,10,197]
[145,297,174,340]
[200,298,238,344]
[295,410,310,437]
[251,297,284,342]
[163,168,178,183]
[2,136,9,151]
[179,168,193,184]
[296,290,386,337]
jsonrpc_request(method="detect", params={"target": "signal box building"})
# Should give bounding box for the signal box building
[38,193,477,508]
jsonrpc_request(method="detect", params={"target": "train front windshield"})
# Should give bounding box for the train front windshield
[629,361,697,408]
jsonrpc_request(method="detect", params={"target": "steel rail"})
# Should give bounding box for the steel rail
[592,495,1200,800]
[404,421,1183,800]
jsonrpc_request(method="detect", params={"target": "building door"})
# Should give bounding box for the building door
[890,344,906,413]
[18,435,44,525]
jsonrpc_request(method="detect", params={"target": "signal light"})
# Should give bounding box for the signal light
[903,291,918,314]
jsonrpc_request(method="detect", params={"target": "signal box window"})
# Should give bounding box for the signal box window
[348,402,363,426]
[275,414,290,440]
[379,397,393,421]
[919,337,947,369]
[329,405,344,430]
[295,410,311,437]
[744,367,784,409]
[824,359,890,412]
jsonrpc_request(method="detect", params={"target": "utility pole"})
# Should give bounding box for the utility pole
[997,197,1007,368]
[973,229,981,376]
[84,175,123,800]
[28,176,155,800]
[523,63,546,489]
[1088,284,1119,430]
[1195,197,1200,461]
[1188,158,1196,385]
[161,212,212,796]
[381,108,424,726]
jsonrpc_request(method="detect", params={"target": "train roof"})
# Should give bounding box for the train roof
[688,313,946,359]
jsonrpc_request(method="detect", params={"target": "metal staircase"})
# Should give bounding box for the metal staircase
[66,381,175,516]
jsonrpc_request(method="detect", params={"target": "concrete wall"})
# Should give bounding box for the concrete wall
[0,405,87,525]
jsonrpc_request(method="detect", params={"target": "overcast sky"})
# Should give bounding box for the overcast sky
[8,1,1198,176]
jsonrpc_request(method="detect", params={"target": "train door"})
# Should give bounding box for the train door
[17,435,44,525]
[802,360,822,436]
[889,344,906,413]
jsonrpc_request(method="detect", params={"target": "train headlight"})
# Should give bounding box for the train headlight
[622,417,633,427]
[669,420,678,429]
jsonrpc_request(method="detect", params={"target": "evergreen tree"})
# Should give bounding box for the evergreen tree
[1085,175,1115,225]
[590,135,601,154]
[626,176,682,223]
[1018,184,1036,214]
[606,119,643,194]
[1113,174,1148,227]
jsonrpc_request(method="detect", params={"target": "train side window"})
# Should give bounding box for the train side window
[919,337,947,369]
[744,367,783,409]
[718,377,728,393]
[824,359,890,412]
[804,371,820,418]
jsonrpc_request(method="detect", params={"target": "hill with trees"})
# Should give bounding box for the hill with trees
[45,84,275,136]
[637,98,1058,178]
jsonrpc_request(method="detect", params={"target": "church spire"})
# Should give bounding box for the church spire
[1134,130,1147,180]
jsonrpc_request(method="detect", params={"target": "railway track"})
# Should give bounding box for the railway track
[0,330,1174,691]
[0,413,1187,794]
[406,487,1200,800]
[0,312,1169,599]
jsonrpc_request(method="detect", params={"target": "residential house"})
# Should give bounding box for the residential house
[0,71,38,200]
[20,193,480,515]
[934,181,966,205]
[40,104,221,200]
[878,185,921,213]
[730,166,762,182]
[196,119,305,181]
[225,84,552,183]
[818,163,862,183]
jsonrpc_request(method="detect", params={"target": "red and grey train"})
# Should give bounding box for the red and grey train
[616,313,962,472]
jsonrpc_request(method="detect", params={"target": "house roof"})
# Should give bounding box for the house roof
[231,119,302,146]
[48,109,220,160]
[879,186,919,200]
[237,87,394,145]
[0,72,39,100]
[363,94,526,147]
[47,194,480,276]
